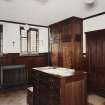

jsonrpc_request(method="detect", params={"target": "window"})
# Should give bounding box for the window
[20,27,39,55]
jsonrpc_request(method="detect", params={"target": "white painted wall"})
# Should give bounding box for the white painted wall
[0,22,48,53]
[3,23,20,53]
[83,14,105,53]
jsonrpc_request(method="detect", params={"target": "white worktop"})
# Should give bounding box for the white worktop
[33,67,75,77]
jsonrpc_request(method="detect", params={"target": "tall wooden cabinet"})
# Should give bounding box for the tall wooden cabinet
[49,17,83,69]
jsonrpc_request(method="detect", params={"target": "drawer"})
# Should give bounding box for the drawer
[33,71,60,88]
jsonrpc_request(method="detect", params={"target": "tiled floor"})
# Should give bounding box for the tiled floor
[0,88,27,105]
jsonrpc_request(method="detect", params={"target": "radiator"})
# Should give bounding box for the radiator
[0,65,27,88]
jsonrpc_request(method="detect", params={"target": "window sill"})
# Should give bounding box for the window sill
[20,53,39,56]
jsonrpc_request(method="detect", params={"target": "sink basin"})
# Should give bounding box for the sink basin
[34,67,75,77]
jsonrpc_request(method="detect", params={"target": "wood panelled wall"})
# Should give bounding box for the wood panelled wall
[49,17,83,70]
[86,29,105,94]
[1,53,48,82]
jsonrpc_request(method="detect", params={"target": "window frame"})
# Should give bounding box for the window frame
[20,27,39,56]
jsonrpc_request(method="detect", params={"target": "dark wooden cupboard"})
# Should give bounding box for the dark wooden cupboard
[49,17,83,69]
[32,67,87,105]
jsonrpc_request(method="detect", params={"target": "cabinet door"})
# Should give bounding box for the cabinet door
[61,23,72,42]
[73,41,81,69]
[49,26,61,66]
[50,42,59,66]
[62,42,73,68]
[72,21,82,69]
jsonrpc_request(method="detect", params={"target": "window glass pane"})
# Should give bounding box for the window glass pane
[21,30,27,37]
[31,31,37,53]
[21,38,27,52]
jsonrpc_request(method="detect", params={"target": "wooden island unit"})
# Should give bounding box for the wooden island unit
[32,67,87,105]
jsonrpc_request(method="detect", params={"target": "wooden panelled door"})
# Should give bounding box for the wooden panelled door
[61,42,73,68]
[86,29,105,93]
